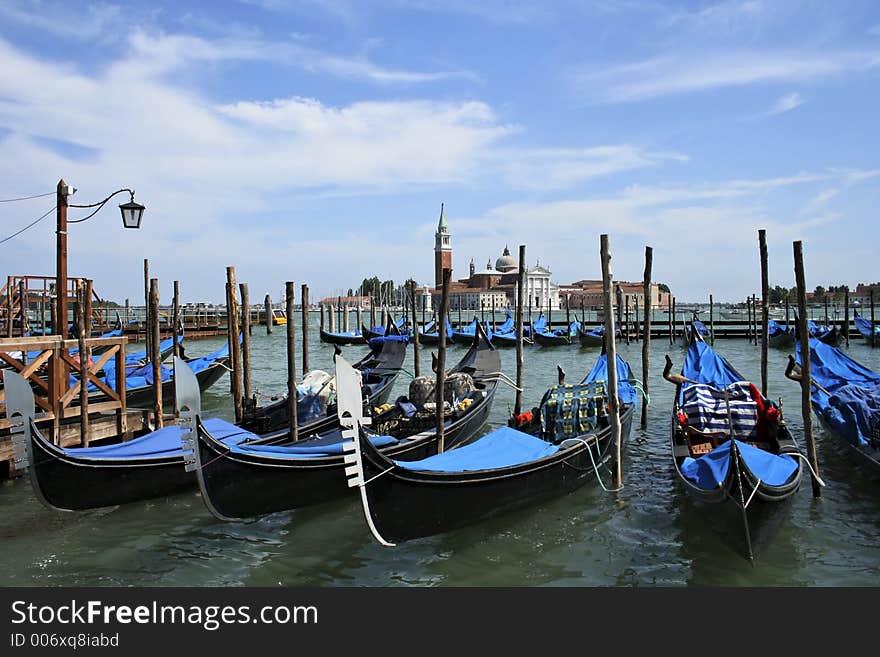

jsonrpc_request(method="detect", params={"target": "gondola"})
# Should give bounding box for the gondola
[807,320,841,347]
[492,329,533,347]
[853,311,879,344]
[181,322,501,520]
[417,315,453,346]
[533,319,580,347]
[319,327,366,345]
[361,316,408,340]
[767,319,796,349]
[450,316,492,345]
[577,325,606,347]
[787,339,880,477]
[664,323,805,560]
[339,348,636,544]
[92,342,231,410]
[2,366,258,511]
[239,324,408,434]
[679,318,712,346]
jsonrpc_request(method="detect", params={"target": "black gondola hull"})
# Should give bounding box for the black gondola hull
[193,382,497,519]
[533,332,572,347]
[357,405,634,542]
[319,329,366,345]
[25,423,190,511]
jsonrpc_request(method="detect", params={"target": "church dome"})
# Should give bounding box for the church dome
[495,245,517,272]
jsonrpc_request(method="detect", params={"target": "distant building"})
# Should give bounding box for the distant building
[560,280,671,311]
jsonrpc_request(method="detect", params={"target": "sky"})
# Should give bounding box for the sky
[0,0,878,304]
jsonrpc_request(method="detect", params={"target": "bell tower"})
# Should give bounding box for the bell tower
[434,203,452,288]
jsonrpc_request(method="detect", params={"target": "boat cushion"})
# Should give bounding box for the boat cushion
[539,382,604,444]
[393,425,559,473]
[680,381,759,441]
[680,439,799,490]
[58,418,255,459]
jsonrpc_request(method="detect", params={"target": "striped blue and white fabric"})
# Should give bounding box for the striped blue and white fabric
[680,381,759,441]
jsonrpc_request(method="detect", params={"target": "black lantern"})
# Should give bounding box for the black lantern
[119,194,145,229]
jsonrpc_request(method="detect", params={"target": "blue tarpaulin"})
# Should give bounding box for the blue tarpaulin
[680,439,799,490]
[798,338,880,447]
[581,352,638,405]
[681,340,745,392]
[393,425,559,472]
[59,418,254,459]
[232,431,397,458]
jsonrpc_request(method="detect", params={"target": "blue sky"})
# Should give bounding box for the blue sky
[1,0,878,303]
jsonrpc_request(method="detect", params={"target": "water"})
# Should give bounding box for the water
[2,314,879,586]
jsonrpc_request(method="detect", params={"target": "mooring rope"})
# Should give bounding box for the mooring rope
[560,436,623,493]
[479,370,523,391]
[744,477,763,509]
[785,452,826,487]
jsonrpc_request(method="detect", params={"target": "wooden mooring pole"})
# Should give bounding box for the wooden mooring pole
[844,289,850,346]
[286,282,298,441]
[642,246,652,430]
[301,284,310,375]
[793,241,821,498]
[514,245,526,417]
[76,282,90,446]
[709,294,715,346]
[172,280,180,418]
[600,235,623,487]
[759,229,769,397]
[624,295,630,344]
[667,294,673,345]
[149,277,163,429]
[437,268,451,453]
[240,282,252,406]
[265,293,273,335]
[409,280,420,379]
[872,289,876,349]
[226,267,243,423]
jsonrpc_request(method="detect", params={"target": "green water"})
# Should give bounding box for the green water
[2,314,879,586]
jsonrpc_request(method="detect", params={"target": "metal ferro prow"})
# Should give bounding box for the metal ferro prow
[334,352,371,489]
[173,356,202,473]
[3,370,36,471]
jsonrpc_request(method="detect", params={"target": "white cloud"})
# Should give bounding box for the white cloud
[768,91,804,114]
[577,50,880,103]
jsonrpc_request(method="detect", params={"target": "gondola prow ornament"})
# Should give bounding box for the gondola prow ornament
[335,352,395,547]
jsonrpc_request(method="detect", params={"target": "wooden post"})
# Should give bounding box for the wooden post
[301,284,310,375]
[84,279,92,337]
[370,297,375,330]
[143,258,150,358]
[667,294,673,344]
[624,295,630,344]
[356,300,362,337]
[286,282,298,441]
[514,245,526,417]
[457,295,462,329]
[824,294,829,329]
[265,293,273,335]
[436,269,451,453]
[172,280,180,418]
[6,278,13,338]
[55,180,69,339]
[343,303,350,332]
[76,282,90,446]
[41,293,47,337]
[634,295,639,342]
[491,294,496,332]
[709,294,715,345]
[580,295,585,325]
[844,288,850,346]
[240,283,252,406]
[421,290,426,328]
[565,294,571,333]
[227,267,243,423]
[600,235,623,487]
[785,295,790,327]
[124,298,129,326]
[793,241,821,498]
[759,229,769,397]
[319,303,325,332]
[149,277,163,429]
[872,289,876,349]
[641,246,652,429]
[409,280,421,378]
[19,280,28,336]
[329,302,336,333]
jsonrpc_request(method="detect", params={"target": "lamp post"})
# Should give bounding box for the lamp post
[55,179,145,338]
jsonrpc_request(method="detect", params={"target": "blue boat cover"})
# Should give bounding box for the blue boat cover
[393,425,559,472]
[584,326,605,337]
[693,320,711,336]
[681,340,745,392]
[232,432,397,458]
[679,439,799,490]
[581,352,638,404]
[768,319,791,337]
[798,338,880,447]
[368,334,409,350]
[494,309,514,335]
[59,418,254,459]
[854,313,880,338]
[531,314,547,334]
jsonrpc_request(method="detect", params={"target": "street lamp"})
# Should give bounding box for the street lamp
[56,179,146,339]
